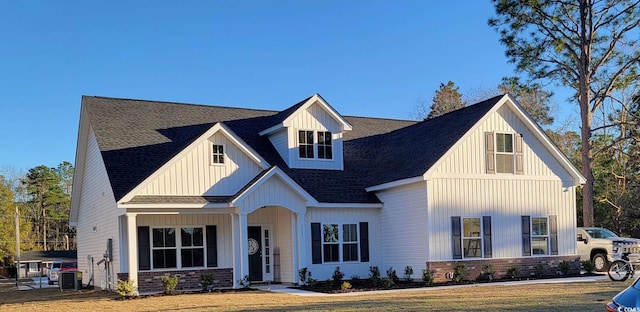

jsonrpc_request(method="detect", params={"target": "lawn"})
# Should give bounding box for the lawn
[0,278,629,311]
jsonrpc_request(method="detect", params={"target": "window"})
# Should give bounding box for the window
[180,228,204,267]
[318,131,333,159]
[298,130,314,158]
[462,218,482,258]
[212,144,224,164]
[151,227,205,269]
[321,223,359,262]
[495,133,514,173]
[323,224,339,262]
[531,217,549,255]
[342,224,358,261]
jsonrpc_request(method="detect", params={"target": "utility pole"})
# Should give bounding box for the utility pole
[15,206,21,286]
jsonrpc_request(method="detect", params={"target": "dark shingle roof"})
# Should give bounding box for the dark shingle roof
[20,250,77,262]
[83,94,502,204]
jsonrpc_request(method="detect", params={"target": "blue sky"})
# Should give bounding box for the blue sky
[0,1,571,173]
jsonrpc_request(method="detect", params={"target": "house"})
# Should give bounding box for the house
[69,93,585,293]
[16,250,77,278]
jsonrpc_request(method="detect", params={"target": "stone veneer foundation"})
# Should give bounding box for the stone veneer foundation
[426,256,581,282]
[117,268,233,294]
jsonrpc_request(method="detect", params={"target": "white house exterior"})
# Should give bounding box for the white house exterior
[70,94,584,293]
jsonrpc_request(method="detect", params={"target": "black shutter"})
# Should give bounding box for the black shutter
[452,217,462,259]
[206,225,218,267]
[522,216,531,256]
[137,226,150,270]
[483,216,492,258]
[549,215,558,255]
[311,223,322,264]
[359,222,369,262]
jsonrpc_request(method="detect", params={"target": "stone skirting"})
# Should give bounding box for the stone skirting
[117,268,233,294]
[426,256,581,282]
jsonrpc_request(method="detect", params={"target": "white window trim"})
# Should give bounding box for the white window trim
[150,226,207,271]
[321,223,360,263]
[461,217,483,259]
[531,217,550,256]
[495,132,515,174]
[210,143,226,166]
[296,129,334,161]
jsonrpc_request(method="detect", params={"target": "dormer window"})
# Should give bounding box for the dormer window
[318,131,332,159]
[211,144,224,164]
[298,131,314,158]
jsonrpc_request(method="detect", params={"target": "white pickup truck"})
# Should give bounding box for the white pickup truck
[577,227,640,272]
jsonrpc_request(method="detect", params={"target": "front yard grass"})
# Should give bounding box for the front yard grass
[0,278,628,311]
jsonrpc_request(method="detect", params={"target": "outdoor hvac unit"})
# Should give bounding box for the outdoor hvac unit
[59,271,82,291]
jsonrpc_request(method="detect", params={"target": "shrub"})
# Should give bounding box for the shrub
[115,279,136,297]
[298,267,312,286]
[161,275,179,295]
[368,266,382,287]
[506,266,520,280]
[381,277,394,288]
[386,267,399,283]
[350,275,362,287]
[452,263,467,283]
[558,260,571,275]
[341,281,352,291]
[534,263,545,278]
[404,266,414,282]
[422,269,434,286]
[200,274,213,291]
[332,266,344,287]
[581,260,596,273]
[479,264,496,281]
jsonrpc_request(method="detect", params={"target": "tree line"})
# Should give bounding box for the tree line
[0,162,75,264]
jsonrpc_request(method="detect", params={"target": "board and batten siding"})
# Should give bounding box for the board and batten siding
[376,182,429,273]
[136,214,234,268]
[76,129,122,289]
[432,106,574,183]
[137,132,263,196]
[304,208,380,280]
[427,178,577,260]
[284,103,345,170]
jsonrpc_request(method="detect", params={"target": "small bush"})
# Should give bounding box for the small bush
[381,277,394,288]
[350,275,362,287]
[534,263,545,278]
[161,275,179,295]
[404,266,414,281]
[506,266,520,280]
[558,260,571,275]
[341,281,352,291]
[200,274,213,291]
[422,269,434,286]
[581,260,596,273]
[115,279,136,297]
[368,266,382,287]
[452,263,467,283]
[479,264,496,281]
[298,267,312,286]
[386,267,399,283]
[332,266,344,287]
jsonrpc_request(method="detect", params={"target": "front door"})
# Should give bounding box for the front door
[248,226,263,282]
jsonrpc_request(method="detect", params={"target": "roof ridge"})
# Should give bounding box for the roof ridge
[83,95,280,114]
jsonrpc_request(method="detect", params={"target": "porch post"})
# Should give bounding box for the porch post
[290,213,298,284]
[231,212,249,288]
[125,213,138,291]
[239,213,249,284]
[297,213,306,275]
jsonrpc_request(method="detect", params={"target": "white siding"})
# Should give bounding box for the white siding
[305,208,381,280]
[377,182,429,273]
[268,129,289,165]
[427,178,577,260]
[138,132,263,196]
[285,103,345,170]
[238,176,306,215]
[275,207,293,283]
[76,129,122,289]
[433,106,574,182]
[136,214,234,268]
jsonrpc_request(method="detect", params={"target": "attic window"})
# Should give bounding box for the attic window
[318,131,333,159]
[212,144,224,164]
[495,133,514,173]
[298,130,314,158]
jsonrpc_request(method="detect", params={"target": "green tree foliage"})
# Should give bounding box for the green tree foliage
[499,77,554,126]
[0,176,33,262]
[426,81,466,120]
[489,0,640,227]
[22,163,73,251]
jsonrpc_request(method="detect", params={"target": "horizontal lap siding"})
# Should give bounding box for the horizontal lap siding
[428,178,576,260]
[139,132,262,196]
[276,208,293,283]
[77,130,121,289]
[137,214,233,268]
[268,130,289,164]
[305,208,380,280]
[377,182,429,273]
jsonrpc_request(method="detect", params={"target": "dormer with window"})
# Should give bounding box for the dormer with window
[259,94,352,170]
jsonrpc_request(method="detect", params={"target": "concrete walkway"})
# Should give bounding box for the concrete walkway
[254,274,610,297]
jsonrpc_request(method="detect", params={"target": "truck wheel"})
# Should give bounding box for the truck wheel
[593,253,609,272]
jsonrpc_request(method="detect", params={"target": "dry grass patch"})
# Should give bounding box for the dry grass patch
[0,278,629,311]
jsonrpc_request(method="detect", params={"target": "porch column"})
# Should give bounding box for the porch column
[239,213,249,284]
[125,213,138,291]
[290,213,298,284]
[297,213,306,275]
[231,212,249,288]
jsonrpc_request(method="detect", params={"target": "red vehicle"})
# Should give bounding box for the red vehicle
[48,261,77,285]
